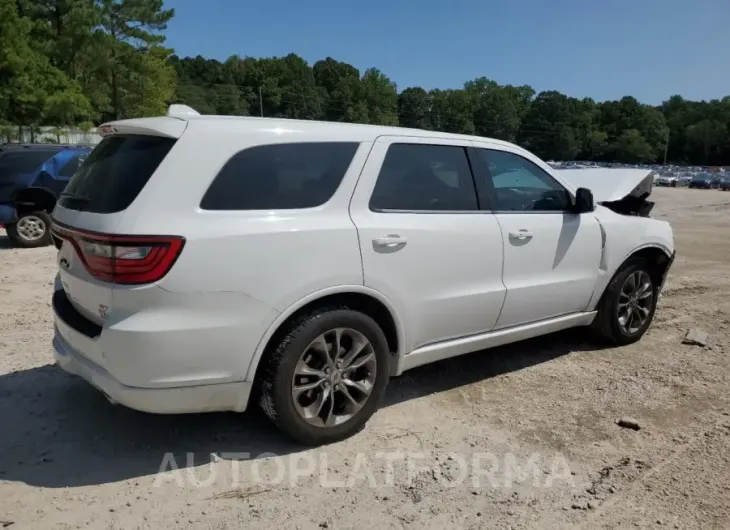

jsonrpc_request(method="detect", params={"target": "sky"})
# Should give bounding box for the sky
[163,0,729,105]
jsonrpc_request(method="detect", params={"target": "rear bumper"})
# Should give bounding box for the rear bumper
[53,330,253,414]
[50,282,274,414]
[0,203,17,225]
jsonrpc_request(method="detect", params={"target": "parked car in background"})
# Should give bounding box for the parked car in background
[688,173,718,189]
[655,174,678,187]
[677,174,693,187]
[49,105,675,445]
[0,143,91,247]
[719,176,730,191]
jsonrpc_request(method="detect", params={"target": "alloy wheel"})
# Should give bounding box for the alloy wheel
[291,328,377,427]
[617,270,653,334]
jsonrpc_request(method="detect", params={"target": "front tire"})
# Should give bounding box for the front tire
[6,210,52,248]
[258,306,390,445]
[592,258,659,346]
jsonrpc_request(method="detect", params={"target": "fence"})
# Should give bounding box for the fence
[0,126,102,146]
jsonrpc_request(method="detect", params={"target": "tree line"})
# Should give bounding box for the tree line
[2,0,729,165]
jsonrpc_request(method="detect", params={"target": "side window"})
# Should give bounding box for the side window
[200,142,359,210]
[479,149,571,212]
[369,143,478,212]
[58,153,87,178]
[0,151,57,179]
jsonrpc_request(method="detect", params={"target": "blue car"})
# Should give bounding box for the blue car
[0,144,91,247]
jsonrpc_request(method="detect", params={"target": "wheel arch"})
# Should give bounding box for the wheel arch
[12,186,58,214]
[245,286,406,384]
[617,244,673,285]
[592,244,673,310]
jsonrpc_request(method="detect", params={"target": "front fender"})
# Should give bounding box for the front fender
[587,210,674,311]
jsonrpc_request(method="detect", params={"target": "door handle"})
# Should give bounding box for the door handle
[509,229,533,240]
[372,235,407,252]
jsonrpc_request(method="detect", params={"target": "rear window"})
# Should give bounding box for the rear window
[200,142,359,210]
[58,135,176,213]
[0,150,59,181]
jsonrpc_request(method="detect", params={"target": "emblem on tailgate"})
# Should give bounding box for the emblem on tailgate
[60,258,69,269]
[98,304,109,320]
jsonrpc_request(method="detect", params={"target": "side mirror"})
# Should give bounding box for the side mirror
[573,187,594,213]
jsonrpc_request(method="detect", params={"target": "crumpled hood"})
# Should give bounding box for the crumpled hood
[556,168,657,203]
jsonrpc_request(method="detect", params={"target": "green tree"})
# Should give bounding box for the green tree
[429,89,474,134]
[118,44,175,117]
[398,87,431,129]
[19,0,99,79]
[278,54,325,120]
[0,0,92,128]
[684,119,728,165]
[465,77,523,141]
[583,130,609,160]
[7,2,730,166]
[44,87,94,125]
[518,91,588,160]
[313,57,361,122]
[612,129,655,163]
[96,0,175,119]
[358,68,398,125]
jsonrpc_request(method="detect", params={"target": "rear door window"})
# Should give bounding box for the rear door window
[58,135,176,213]
[369,143,479,211]
[200,142,359,210]
[0,150,58,182]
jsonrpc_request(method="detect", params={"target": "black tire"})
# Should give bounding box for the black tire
[6,210,52,248]
[591,258,659,346]
[258,306,390,445]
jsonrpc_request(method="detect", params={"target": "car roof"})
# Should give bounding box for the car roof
[100,104,521,151]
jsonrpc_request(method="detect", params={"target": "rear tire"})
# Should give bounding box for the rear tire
[6,210,52,248]
[591,258,659,346]
[258,306,390,445]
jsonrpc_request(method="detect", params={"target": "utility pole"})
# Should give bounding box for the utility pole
[663,129,670,165]
[258,87,264,117]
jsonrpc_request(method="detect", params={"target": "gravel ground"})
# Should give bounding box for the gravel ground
[1,187,729,530]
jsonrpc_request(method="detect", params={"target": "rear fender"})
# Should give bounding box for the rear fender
[244,285,407,382]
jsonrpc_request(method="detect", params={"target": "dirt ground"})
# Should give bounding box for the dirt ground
[1,187,729,530]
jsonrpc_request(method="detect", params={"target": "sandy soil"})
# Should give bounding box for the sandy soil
[1,187,729,530]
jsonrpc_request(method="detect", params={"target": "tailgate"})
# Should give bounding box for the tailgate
[53,207,123,327]
[50,131,180,365]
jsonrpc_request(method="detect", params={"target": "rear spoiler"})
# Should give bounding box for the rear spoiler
[97,105,200,139]
[97,118,187,139]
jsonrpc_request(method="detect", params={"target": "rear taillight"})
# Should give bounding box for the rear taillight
[51,223,184,285]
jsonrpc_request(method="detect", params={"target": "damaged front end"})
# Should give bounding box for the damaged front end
[557,168,658,217]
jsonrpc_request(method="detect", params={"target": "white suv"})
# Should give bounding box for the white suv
[50,105,675,445]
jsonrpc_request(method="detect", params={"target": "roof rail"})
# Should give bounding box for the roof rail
[167,104,200,119]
